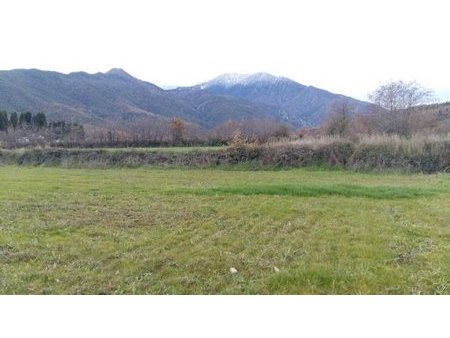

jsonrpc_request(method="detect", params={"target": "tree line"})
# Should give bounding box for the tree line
[0,111,86,148]
[0,111,47,132]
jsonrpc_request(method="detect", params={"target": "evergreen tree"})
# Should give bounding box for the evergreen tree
[23,112,33,128]
[33,113,47,130]
[9,112,18,130]
[19,112,26,128]
[0,111,8,132]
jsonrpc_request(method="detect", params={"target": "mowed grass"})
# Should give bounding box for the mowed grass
[0,166,449,294]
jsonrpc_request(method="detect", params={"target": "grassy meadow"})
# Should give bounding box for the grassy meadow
[0,166,449,294]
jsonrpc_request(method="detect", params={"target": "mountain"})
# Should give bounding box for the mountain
[0,68,196,128]
[175,72,370,126]
[0,69,370,129]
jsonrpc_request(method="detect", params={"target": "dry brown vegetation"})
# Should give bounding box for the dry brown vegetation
[1,133,448,173]
[319,81,449,138]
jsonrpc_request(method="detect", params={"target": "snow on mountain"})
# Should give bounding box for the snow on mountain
[203,72,285,88]
[189,72,371,127]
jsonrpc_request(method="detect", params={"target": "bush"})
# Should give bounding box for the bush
[1,135,448,173]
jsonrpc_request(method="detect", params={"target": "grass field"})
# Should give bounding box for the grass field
[0,166,449,294]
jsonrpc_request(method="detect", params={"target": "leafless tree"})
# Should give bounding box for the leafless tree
[210,120,240,141]
[368,80,435,136]
[321,100,354,136]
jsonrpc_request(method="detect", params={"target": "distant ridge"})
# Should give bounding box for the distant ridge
[174,72,370,126]
[0,68,370,129]
[202,72,285,88]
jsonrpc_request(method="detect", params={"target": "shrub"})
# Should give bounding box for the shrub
[1,134,448,173]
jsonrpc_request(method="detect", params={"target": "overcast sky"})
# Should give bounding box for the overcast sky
[1,0,449,101]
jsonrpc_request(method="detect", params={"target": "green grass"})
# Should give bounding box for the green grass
[0,166,449,294]
[176,183,441,199]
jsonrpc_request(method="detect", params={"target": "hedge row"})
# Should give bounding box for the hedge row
[1,138,449,173]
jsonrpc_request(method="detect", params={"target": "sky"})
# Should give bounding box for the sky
[1,0,449,101]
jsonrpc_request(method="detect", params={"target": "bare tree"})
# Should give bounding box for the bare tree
[368,80,434,136]
[210,120,240,141]
[321,100,354,136]
[209,119,290,143]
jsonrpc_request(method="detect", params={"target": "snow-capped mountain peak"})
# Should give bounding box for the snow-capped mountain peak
[203,72,284,89]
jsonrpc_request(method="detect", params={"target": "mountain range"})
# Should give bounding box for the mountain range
[0,68,370,129]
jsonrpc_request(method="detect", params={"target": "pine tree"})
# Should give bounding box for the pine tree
[0,111,9,132]
[9,112,18,130]
[33,113,47,130]
[19,112,25,128]
[23,112,33,128]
